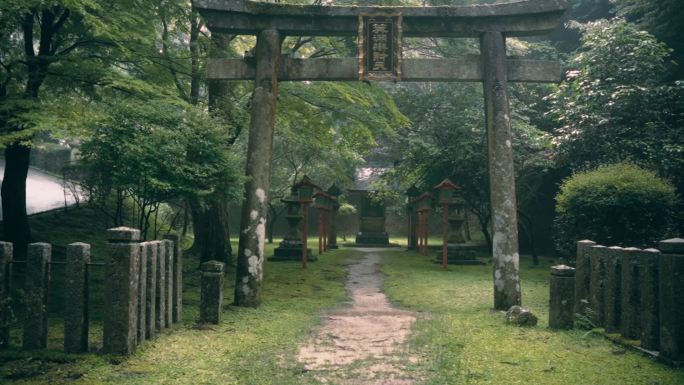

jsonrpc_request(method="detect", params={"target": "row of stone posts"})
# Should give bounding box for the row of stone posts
[104,227,183,355]
[548,238,684,365]
[0,228,182,355]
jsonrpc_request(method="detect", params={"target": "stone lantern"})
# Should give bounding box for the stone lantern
[270,187,315,262]
[435,181,484,266]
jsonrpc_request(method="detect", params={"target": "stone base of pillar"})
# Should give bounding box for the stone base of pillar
[434,243,485,265]
[268,246,316,262]
[355,232,389,245]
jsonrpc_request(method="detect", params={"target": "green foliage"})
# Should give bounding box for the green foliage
[78,98,243,238]
[613,0,684,79]
[547,19,684,192]
[554,163,676,255]
[0,0,163,144]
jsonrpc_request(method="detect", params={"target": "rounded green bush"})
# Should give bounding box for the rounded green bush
[554,163,677,256]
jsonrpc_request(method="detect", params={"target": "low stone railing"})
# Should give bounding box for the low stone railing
[0,227,183,355]
[548,238,684,365]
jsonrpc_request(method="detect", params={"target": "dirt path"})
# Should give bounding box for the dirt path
[298,250,418,385]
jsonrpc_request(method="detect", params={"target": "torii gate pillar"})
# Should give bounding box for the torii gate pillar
[234,28,280,307]
[482,31,521,309]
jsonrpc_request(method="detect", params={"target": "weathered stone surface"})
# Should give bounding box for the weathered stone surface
[145,242,157,339]
[23,243,51,350]
[235,28,280,307]
[639,248,660,351]
[270,189,314,262]
[604,247,622,334]
[155,241,166,331]
[106,227,141,242]
[196,0,571,38]
[658,238,684,254]
[137,243,147,344]
[574,240,596,318]
[208,57,562,83]
[659,238,684,363]
[549,265,575,330]
[482,31,521,310]
[0,242,12,349]
[164,234,183,323]
[505,305,538,327]
[200,261,224,324]
[164,239,174,327]
[588,245,607,327]
[64,243,90,353]
[103,229,140,355]
[620,248,640,340]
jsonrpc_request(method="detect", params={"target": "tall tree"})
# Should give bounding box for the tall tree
[0,0,157,255]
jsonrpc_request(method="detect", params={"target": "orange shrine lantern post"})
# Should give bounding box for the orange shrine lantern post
[434,179,460,269]
[295,176,319,269]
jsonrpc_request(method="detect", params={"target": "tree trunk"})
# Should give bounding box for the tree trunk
[189,196,232,265]
[1,144,32,257]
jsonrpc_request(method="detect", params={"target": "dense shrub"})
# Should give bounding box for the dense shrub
[554,163,677,256]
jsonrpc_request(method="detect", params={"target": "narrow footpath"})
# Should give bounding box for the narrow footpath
[298,250,418,385]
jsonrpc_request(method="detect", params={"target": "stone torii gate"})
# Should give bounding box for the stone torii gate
[194,0,570,309]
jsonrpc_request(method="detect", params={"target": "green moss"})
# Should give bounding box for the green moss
[1,206,360,384]
[381,250,684,385]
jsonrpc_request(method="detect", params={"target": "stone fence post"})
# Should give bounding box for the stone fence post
[639,248,660,351]
[200,261,224,324]
[137,243,148,344]
[163,239,174,327]
[549,265,575,330]
[620,248,640,340]
[164,234,183,323]
[604,247,622,334]
[145,241,157,339]
[23,243,51,350]
[103,227,140,355]
[574,240,595,317]
[64,243,90,353]
[588,245,607,327]
[155,241,166,332]
[658,238,684,364]
[0,242,12,349]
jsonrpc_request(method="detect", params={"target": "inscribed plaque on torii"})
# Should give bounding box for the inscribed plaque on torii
[358,14,402,81]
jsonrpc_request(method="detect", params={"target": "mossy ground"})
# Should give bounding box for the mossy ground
[380,250,684,385]
[2,207,683,384]
[0,206,361,384]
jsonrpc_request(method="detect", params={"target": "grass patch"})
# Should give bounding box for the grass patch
[1,206,361,384]
[380,250,684,385]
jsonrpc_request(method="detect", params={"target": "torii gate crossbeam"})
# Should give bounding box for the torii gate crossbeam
[193,0,571,309]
